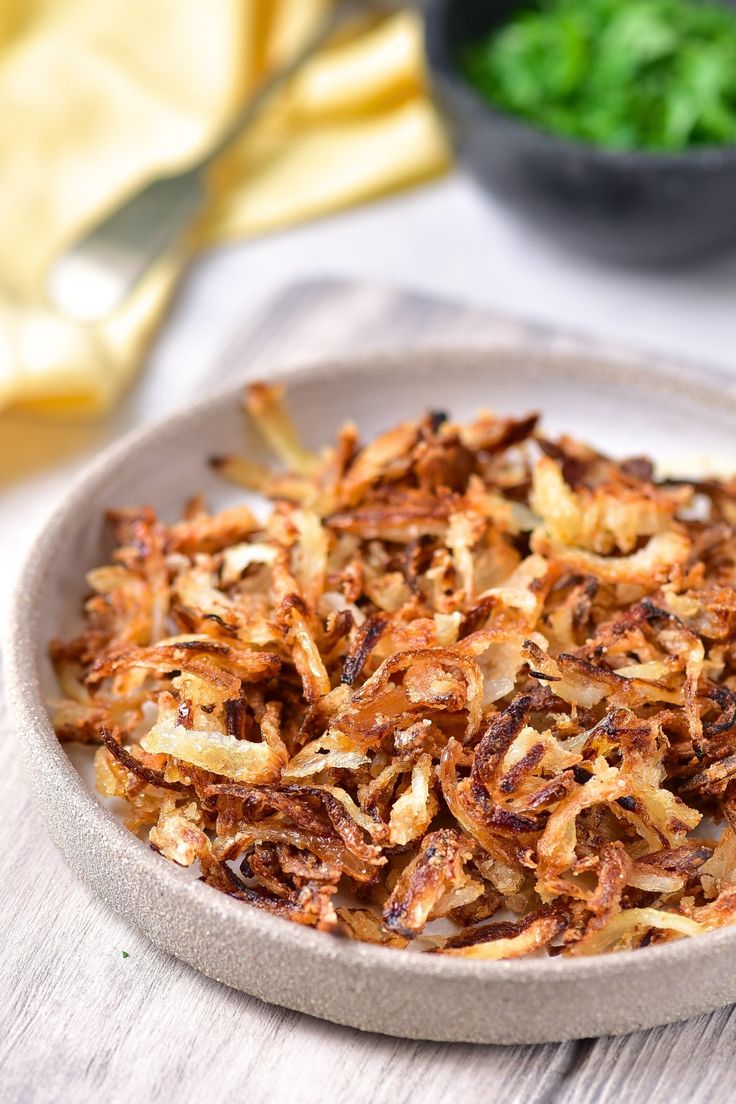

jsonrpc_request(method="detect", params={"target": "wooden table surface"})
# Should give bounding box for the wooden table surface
[3,281,735,1104]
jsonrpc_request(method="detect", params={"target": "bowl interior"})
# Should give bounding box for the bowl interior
[434,0,736,85]
[437,0,517,55]
[428,0,736,159]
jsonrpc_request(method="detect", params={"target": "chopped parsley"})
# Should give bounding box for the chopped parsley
[461,0,736,150]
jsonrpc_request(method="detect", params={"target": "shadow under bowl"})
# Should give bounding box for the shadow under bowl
[424,0,736,265]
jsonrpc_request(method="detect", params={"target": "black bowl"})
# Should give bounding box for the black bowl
[424,0,736,264]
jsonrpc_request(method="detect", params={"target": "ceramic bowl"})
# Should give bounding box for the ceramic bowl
[424,0,736,264]
[7,347,736,1044]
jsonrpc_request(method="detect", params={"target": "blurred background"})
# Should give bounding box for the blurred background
[2,0,736,607]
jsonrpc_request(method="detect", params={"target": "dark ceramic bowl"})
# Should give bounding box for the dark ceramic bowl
[424,0,736,264]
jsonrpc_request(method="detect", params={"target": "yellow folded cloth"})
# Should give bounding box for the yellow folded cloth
[0,0,450,418]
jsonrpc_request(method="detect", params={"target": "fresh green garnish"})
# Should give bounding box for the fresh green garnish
[122,951,130,958]
[461,0,736,151]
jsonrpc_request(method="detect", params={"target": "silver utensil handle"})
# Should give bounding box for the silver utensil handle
[203,0,370,169]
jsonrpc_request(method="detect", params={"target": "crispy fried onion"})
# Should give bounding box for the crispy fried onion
[50,382,736,957]
[383,829,479,938]
[435,906,569,959]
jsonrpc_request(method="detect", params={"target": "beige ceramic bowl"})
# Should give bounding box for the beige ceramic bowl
[7,348,736,1045]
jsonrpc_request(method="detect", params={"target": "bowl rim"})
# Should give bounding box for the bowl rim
[8,345,736,1040]
[423,0,736,169]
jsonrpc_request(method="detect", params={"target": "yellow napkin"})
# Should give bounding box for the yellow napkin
[0,0,450,418]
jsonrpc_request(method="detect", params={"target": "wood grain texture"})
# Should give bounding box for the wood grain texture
[3,279,735,1103]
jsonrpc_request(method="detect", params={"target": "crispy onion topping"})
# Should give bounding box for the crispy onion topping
[50,383,736,956]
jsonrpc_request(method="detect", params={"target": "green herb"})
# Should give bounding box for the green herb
[121,951,130,958]
[461,0,736,150]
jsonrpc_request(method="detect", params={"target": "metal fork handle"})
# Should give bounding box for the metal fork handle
[46,0,389,321]
[203,0,371,169]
